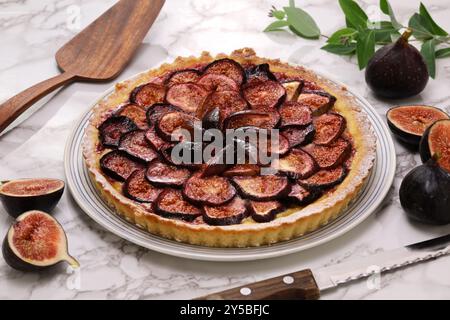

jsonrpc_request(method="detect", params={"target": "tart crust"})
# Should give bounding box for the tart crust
[82,48,376,247]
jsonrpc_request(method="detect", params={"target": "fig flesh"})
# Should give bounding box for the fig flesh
[420,119,450,173]
[313,113,346,145]
[365,29,429,99]
[166,69,201,87]
[249,200,283,223]
[130,83,165,109]
[118,130,158,163]
[2,210,79,271]
[116,103,148,130]
[223,110,280,130]
[271,148,317,179]
[400,161,450,225]
[100,150,144,181]
[123,169,161,203]
[298,166,347,190]
[281,124,315,148]
[278,102,312,128]
[165,83,209,113]
[98,116,137,148]
[203,196,248,226]
[183,173,236,206]
[197,73,239,92]
[297,90,336,116]
[243,80,286,109]
[287,183,321,205]
[0,178,65,218]
[146,161,191,188]
[203,58,246,85]
[302,138,351,169]
[387,105,449,146]
[232,175,291,201]
[155,189,202,222]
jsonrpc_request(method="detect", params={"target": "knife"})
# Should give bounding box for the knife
[0,0,165,135]
[197,234,450,300]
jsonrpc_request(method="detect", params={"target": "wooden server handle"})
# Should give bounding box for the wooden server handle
[196,269,320,300]
[0,72,76,134]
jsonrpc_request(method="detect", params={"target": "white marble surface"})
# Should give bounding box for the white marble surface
[1,0,450,300]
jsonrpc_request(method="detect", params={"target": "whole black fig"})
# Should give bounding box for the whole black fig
[365,29,429,99]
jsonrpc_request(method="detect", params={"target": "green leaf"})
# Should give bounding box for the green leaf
[321,43,356,55]
[283,6,320,39]
[264,20,290,32]
[436,47,450,58]
[272,10,286,20]
[339,0,369,30]
[356,30,375,69]
[327,27,357,44]
[419,3,448,36]
[421,39,436,78]
[374,28,398,44]
[408,13,434,41]
[379,0,402,29]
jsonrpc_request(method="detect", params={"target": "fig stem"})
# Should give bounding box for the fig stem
[65,255,80,269]
[400,28,413,42]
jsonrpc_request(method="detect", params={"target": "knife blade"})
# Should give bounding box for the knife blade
[197,234,450,300]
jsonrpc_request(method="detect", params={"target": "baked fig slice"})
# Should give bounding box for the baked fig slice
[249,200,283,223]
[387,105,449,146]
[257,132,290,156]
[116,103,148,130]
[165,83,209,113]
[160,142,203,169]
[130,83,166,109]
[298,166,347,190]
[203,58,246,85]
[223,164,260,177]
[123,169,162,203]
[203,196,248,226]
[98,116,137,148]
[198,90,248,123]
[303,138,351,169]
[145,124,172,151]
[281,124,315,148]
[232,175,291,201]
[313,113,346,145]
[146,103,179,126]
[2,210,79,271]
[166,69,201,87]
[271,149,317,179]
[146,161,191,188]
[287,183,321,205]
[245,63,277,83]
[155,189,202,222]
[243,80,286,109]
[223,110,280,130]
[0,178,64,218]
[118,130,158,163]
[297,90,336,116]
[202,107,220,130]
[100,150,144,181]
[156,111,200,142]
[419,119,450,173]
[200,145,234,178]
[197,73,239,92]
[282,81,303,101]
[279,102,312,128]
[183,173,236,206]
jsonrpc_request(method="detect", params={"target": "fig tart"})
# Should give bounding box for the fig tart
[82,48,376,247]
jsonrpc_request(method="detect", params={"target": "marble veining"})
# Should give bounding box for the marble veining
[1,0,450,299]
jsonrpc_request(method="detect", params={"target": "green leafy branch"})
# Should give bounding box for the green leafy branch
[264,0,450,78]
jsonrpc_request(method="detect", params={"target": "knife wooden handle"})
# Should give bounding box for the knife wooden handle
[0,71,76,134]
[196,269,320,300]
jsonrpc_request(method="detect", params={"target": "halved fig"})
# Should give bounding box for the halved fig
[183,173,236,206]
[0,179,65,218]
[297,90,336,116]
[2,211,79,271]
[116,103,148,129]
[100,150,144,181]
[281,124,315,148]
[279,102,312,127]
[123,169,161,203]
[271,149,317,179]
[243,80,286,109]
[145,124,172,151]
[166,69,201,87]
[154,189,202,222]
[419,119,450,173]
[160,142,203,169]
[146,103,179,126]
[245,63,277,84]
[156,111,200,141]
[223,164,260,177]
[282,81,303,101]
[287,183,321,205]
[203,196,248,226]
[249,200,283,223]
[303,138,351,169]
[146,161,191,188]
[98,116,137,148]
[202,107,220,130]
[232,175,291,201]
[387,105,449,146]
[257,132,291,156]
[298,166,347,189]
[118,130,158,163]
[198,90,248,123]
[130,83,166,108]
[197,73,239,92]
[223,110,280,130]
[203,58,245,85]
[165,83,209,113]
[313,113,346,145]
